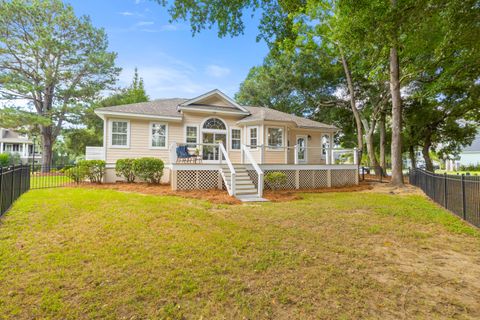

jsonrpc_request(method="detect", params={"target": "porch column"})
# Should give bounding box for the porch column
[171,169,177,191]
[327,169,332,187]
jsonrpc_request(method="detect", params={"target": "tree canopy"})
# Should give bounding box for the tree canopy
[0,0,120,168]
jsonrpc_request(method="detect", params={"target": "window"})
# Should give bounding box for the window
[151,123,167,148]
[267,127,283,148]
[231,128,241,150]
[249,127,258,149]
[186,126,198,147]
[203,118,226,130]
[322,134,330,157]
[111,120,129,147]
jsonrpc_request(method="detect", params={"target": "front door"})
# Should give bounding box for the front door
[202,132,227,161]
[296,135,307,163]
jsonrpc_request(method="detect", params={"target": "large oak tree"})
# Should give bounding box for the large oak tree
[0,0,120,169]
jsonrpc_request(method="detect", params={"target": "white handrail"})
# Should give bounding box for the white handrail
[241,144,264,198]
[219,142,236,196]
[169,142,177,164]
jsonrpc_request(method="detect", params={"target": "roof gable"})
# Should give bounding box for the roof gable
[179,89,249,113]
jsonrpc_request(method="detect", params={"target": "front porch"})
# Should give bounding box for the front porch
[169,163,359,192]
[168,142,359,201]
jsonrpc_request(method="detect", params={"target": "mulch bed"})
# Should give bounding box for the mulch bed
[77,181,374,204]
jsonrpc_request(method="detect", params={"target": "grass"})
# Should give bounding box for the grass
[1,188,480,319]
[435,170,480,175]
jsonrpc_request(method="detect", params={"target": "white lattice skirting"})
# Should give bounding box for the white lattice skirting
[173,170,226,191]
[172,168,358,191]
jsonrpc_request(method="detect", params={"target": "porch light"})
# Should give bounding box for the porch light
[308,135,312,141]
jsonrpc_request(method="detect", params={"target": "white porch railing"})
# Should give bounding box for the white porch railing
[218,142,236,196]
[241,144,264,198]
[293,146,358,165]
[85,146,105,160]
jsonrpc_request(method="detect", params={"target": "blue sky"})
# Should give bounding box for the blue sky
[68,0,268,99]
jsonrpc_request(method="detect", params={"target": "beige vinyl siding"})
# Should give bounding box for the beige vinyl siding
[104,111,335,166]
[105,117,183,164]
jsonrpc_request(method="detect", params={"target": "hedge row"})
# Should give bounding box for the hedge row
[64,160,105,183]
[115,157,164,184]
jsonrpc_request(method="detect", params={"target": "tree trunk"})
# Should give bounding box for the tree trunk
[362,118,382,176]
[339,49,363,160]
[379,112,387,174]
[409,145,416,169]
[40,126,53,172]
[389,46,404,186]
[422,133,434,172]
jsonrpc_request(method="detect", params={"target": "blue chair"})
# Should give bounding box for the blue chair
[176,145,196,163]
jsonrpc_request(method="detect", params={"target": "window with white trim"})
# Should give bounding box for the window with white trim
[151,123,167,148]
[267,127,283,148]
[111,121,129,147]
[186,126,198,147]
[249,127,258,149]
[231,128,241,150]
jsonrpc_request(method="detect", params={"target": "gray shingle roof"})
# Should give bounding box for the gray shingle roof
[95,98,338,129]
[240,106,338,130]
[96,98,187,117]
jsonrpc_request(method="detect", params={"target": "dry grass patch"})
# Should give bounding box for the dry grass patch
[0,188,479,319]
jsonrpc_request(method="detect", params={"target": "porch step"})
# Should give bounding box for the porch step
[220,164,267,202]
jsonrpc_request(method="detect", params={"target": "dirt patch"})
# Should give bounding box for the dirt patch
[362,182,423,195]
[77,182,241,205]
[264,183,374,202]
[79,182,374,204]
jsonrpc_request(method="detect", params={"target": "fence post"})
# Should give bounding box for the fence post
[10,165,15,205]
[461,174,466,220]
[0,167,3,213]
[443,173,447,208]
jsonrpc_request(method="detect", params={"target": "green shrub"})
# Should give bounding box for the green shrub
[265,171,287,190]
[132,157,164,184]
[77,160,106,183]
[9,153,21,165]
[64,167,88,183]
[0,153,10,167]
[115,159,136,183]
[459,163,480,172]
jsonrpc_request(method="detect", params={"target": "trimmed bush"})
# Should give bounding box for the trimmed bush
[64,166,88,183]
[77,160,105,183]
[132,157,164,184]
[265,171,287,190]
[115,158,136,183]
[0,153,10,167]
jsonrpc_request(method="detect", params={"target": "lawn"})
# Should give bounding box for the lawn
[1,187,479,319]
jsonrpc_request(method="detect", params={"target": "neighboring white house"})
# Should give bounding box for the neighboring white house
[0,128,41,164]
[445,132,480,171]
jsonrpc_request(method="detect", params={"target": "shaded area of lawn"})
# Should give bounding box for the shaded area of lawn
[0,188,479,319]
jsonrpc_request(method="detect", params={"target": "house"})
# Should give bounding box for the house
[445,131,480,171]
[88,89,358,200]
[0,128,41,164]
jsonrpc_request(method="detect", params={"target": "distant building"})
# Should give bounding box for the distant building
[445,132,480,171]
[0,128,41,164]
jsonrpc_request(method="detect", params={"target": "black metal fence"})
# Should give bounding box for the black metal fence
[30,165,78,189]
[0,165,31,216]
[410,169,480,227]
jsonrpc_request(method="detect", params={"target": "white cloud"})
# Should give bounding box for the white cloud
[205,65,231,78]
[118,11,134,16]
[136,21,154,26]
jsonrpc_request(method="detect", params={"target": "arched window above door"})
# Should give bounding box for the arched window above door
[203,118,226,130]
